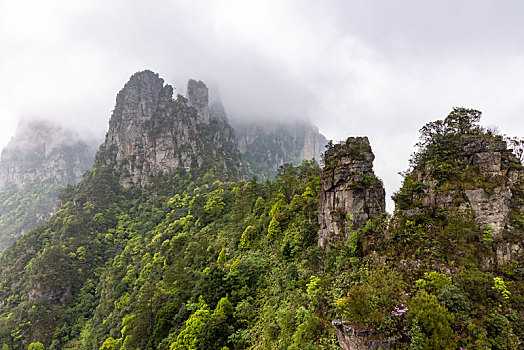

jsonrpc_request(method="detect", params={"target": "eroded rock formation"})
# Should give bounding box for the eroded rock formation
[187,79,210,124]
[0,119,98,251]
[318,137,386,248]
[231,119,327,178]
[98,70,242,187]
[397,134,524,266]
[0,119,97,189]
[333,320,397,350]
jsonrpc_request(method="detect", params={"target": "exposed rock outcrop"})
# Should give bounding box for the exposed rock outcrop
[0,119,98,251]
[318,137,386,248]
[98,70,242,187]
[333,320,397,350]
[0,119,97,189]
[187,79,210,124]
[396,134,524,266]
[232,119,327,178]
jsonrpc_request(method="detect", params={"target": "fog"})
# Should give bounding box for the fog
[1,0,524,210]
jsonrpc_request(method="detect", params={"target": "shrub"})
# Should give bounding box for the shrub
[407,291,457,349]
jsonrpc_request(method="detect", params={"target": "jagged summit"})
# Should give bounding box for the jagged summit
[318,136,386,248]
[98,70,242,188]
[391,108,524,267]
[0,118,98,251]
[110,70,171,124]
[187,79,210,124]
[0,118,97,189]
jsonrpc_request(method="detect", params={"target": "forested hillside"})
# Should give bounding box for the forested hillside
[0,71,522,350]
[0,120,98,251]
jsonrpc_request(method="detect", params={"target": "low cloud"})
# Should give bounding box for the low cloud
[1,0,524,210]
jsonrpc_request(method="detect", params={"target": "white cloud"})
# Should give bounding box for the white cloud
[1,0,523,210]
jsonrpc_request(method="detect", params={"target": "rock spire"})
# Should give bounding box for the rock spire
[318,136,386,248]
[98,70,242,187]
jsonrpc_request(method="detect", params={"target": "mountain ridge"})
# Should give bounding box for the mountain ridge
[0,75,522,349]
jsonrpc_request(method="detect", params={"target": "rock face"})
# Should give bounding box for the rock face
[0,119,97,189]
[460,136,521,237]
[0,119,98,251]
[98,70,242,187]
[232,119,327,178]
[333,320,397,350]
[398,134,524,266]
[461,136,524,265]
[318,137,386,248]
[187,79,210,124]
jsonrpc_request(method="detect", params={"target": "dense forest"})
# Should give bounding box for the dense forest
[0,71,522,350]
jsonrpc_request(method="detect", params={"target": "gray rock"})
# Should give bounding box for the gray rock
[472,152,502,173]
[99,70,242,188]
[396,134,524,267]
[465,187,512,238]
[333,319,397,350]
[495,243,522,266]
[0,119,97,189]
[318,137,385,248]
[460,135,507,155]
[187,79,210,124]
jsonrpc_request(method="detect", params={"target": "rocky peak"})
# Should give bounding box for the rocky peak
[113,70,168,122]
[394,133,524,266]
[318,136,386,249]
[460,135,524,265]
[0,119,97,189]
[187,79,210,124]
[460,135,519,173]
[0,119,98,251]
[231,119,327,179]
[98,70,242,188]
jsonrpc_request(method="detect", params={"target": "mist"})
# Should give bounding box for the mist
[1,0,524,211]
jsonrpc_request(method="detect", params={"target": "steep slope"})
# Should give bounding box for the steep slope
[318,137,386,249]
[0,119,96,188]
[0,87,523,350]
[231,119,327,179]
[97,70,242,188]
[0,70,245,349]
[0,119,97,251]
[334,108,524,349]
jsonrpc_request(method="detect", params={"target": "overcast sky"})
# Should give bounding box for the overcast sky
[1,0,523,210]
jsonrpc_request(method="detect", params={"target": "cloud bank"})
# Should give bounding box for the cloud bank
[1,0,524,210]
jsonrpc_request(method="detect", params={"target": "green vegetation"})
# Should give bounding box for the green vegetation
[0,160,333,349]
[0,108,522,349]
[0,182,65,252]
[411,107,482,168]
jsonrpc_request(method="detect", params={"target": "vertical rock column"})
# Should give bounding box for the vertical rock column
[187,79,210,124]
[318,137,386,249]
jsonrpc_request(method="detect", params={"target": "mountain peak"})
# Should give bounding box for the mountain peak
[99,71,242,187]
[0,119,97,189]
[187,79,210,124]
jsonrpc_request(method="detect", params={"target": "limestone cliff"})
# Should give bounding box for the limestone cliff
[0,119,97,189]
[0,119,98,251]
[231,119,327,179]
[318,137,386,248]
[333,320,397,350]
[394,134,524,267]
[97,70,242,187]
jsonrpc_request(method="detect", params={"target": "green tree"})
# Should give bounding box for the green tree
[28,342,44,350]
[170,303,211,350]
[238,226,256,249]
[407,291,457,349]
[99,337,121,350]
[412,107,483,167]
